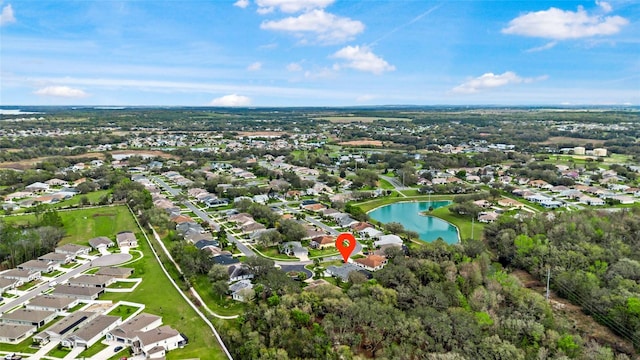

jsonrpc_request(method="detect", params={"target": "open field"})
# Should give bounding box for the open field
[3,205,138,245]
[316,116,412,123]
[339,140,384,146]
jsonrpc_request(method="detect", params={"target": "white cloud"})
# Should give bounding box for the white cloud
[260,9,364,44]
[502,4,628,40]
[0,4,16,26]
[525,41,558,53]
[332,45,395,75]
[247,62,262,71]
[452,71,546,94]
[596,1,612,13]
[34,86,88,98]
[286,62,302,72]
[233,0,249,9]
[209,94,252,106]
[256,0,333,14]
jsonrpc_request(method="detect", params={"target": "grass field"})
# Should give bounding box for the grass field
[3,205,137,245]
[353,194,454,213]
[101,227,228,360]
[428,206,485,241]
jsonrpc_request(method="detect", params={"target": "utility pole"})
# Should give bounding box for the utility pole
[546,267,551,301]
[471,217,474,240]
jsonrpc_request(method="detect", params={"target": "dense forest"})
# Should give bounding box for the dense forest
[485,209,640,351]
[221,241,632,359]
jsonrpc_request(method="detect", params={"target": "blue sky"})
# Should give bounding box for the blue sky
[0,0,638,106]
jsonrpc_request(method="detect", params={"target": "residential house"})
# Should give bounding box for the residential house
[131,325,187,359]
[478,212,500,223]
[229,280,254,302]
[0,269,40,284]
[374,234,403,247]
[89,236,115,250]
[107,313,163,344]
[18,260,54,274]
[116,231,138,248]
[311,235,336,249]
[228,265,254,283]
[360,227,384,239]
[55,244,90,257]
[25,182,49,193]
[354,255,388,271]
[67,275,115,288]
[0,309,56,329]
[38,252,72,265]
[34,311,99,345]
[0,278,19,293]
[61,315,121,349]
[26,295,78,314]
[325,264,369,282]
[279,241,308,258]
[0,323,37,344]
[96,267,134,279]
[51,285,104,300]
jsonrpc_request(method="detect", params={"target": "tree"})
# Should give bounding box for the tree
[277,219,307,243]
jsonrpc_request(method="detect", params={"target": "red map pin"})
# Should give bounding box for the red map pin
[336,233,356,263]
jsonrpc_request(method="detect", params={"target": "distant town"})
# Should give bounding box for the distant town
[0,106,639,359]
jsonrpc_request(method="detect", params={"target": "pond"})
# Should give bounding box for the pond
[368,201,459,244]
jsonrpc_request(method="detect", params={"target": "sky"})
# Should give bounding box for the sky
[0,0,638,106]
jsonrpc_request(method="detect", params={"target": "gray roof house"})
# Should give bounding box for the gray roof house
[106,313,162,344]
[61,315,121,349]
[96,267,134,278]
[116,231,138,248]
[0,309,56,329]
[88,236,115,250]
[51,285,104,300]
[67,275,115,288]
[55,244,90,257]
[26,295,79,313]
[33,311,98,344]
[0,269,40,283]
[0,323,37,344]
[18,259,54,273]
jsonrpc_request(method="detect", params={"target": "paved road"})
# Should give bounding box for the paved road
[152,176,257,257]
[0,253,130,313]
[380,175,411,194]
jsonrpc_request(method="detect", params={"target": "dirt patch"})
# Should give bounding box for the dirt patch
[511,269,634,355]
[338,140,384,147]
[538,137,606,146]
[92,213,116,217]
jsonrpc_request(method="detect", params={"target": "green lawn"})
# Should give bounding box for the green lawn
[308,247,339,258]
[191,275,246,316]
[107,280,138,289]
[107,304,141,320]
[256,246,298,261]
[3,205,137,245]
[428,206,485,241]
[101,229,228,360]
[353,194,454,213]
[78,341,109,358]
[377,178,395,190]
[46,346,71,358]
[51,190,111,209]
